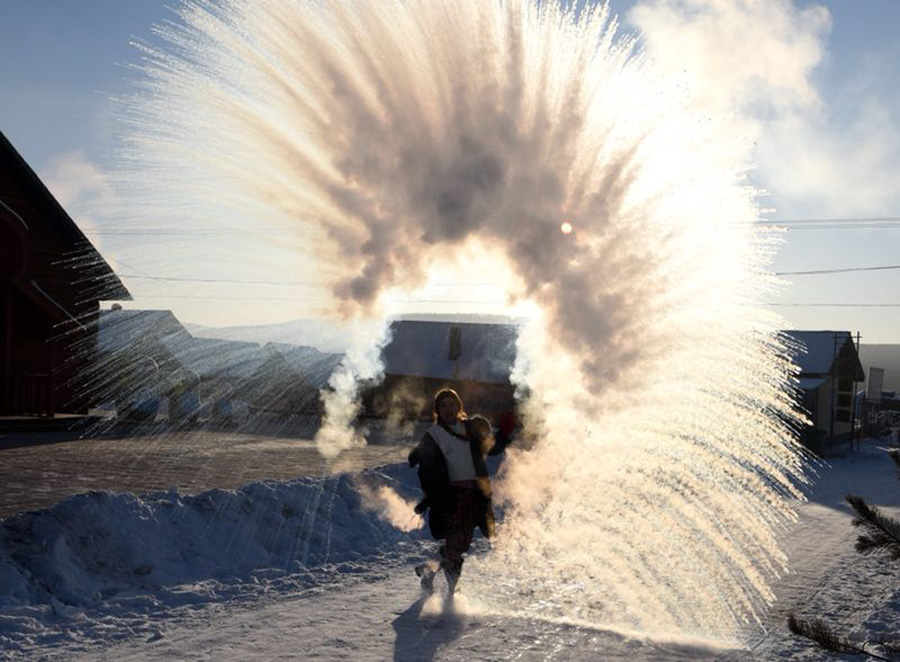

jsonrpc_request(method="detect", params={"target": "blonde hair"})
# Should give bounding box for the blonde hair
[432,387,466,422]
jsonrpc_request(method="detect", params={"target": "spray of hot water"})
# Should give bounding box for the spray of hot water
[117,0,806,636]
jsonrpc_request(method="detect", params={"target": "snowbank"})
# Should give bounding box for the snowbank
[0,463,426,640]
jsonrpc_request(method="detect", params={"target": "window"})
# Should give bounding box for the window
[447,326,462,361]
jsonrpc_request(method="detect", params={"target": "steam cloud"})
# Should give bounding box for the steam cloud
[628,0,900,218]
[315,319,391,458]
[119,0,808,637]
[354,480,424,533]
[41,152,120,254]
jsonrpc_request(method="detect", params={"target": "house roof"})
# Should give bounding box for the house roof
[0,131,130,302]
[265,343,344,389]
[392,313,525,325]
[783,330,865,381]
[381,319,518,384]
[162,336,267,381]
[98,308,192,354]
[798,377,827,391]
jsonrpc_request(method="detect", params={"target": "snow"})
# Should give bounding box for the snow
[0,464,428,658]
[783,330,855,376]
[737,442,900,660]
[3,441,900,660]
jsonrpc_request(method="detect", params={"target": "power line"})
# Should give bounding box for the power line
[108,256,900,309]
[120,274,320,285]
[82,229,320,235]
[758,216,900,225]
[134,294,503,304]
[79,216,900,236]
[757,216,900,232]
[769,225,900,231]
[120,271,900,309]
[117,273,494,286]
[129,294,900,307]
[115,266,897,283]
[109,258,266,325]
[766,303,900,308]
[775,265,900,276]
[134,295,330,302]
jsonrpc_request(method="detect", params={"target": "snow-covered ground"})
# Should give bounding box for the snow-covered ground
[2,440,900,661]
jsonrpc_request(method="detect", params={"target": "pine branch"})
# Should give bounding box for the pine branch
[846,494,900,560]
[787,614,894,661]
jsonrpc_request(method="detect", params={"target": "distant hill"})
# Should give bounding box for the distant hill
[185,313,523,355]
[859,344,900,392]
[185,319,354,354]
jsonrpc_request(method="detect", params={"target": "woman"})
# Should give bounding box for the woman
[408,388,495,594]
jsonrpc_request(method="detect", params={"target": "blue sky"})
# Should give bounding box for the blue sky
[1,0,899,341]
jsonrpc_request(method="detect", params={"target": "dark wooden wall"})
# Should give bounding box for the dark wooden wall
[0,141,116,416]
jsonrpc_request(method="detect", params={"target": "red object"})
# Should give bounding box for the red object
[499,411,516,437]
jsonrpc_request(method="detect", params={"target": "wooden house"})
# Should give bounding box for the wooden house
[364,315,519,422]
[97,307,192,367]
[161,335,265,386]
[161,335,267,417]
[0,132,130,416]
[94,307,193,413]
[785,330,865,451]
[244,343,343,414]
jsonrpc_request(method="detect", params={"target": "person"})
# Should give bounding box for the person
[408,388,496,594]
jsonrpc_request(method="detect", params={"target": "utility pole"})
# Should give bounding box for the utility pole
[829,332,838,449]
[850,331,860,450]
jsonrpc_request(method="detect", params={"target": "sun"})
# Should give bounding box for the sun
[560,221,573,235]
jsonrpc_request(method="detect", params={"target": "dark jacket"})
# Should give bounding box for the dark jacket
[408,421,495,540]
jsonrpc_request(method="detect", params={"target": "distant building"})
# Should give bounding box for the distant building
[265,342,344,392]
[95,307,194,419]
[859,344,900,392]
[855,365,900,435]
[98,307,192,370]
[163,335,268,422]
[0,132,130,417]
[244,343,343,414]
[365,316,519,422]
[161,335,266,388]
[785,330,865,451]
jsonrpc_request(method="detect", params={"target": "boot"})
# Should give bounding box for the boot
[415,561,437,594]
[440,557,463,594]
[443,565,461,594]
